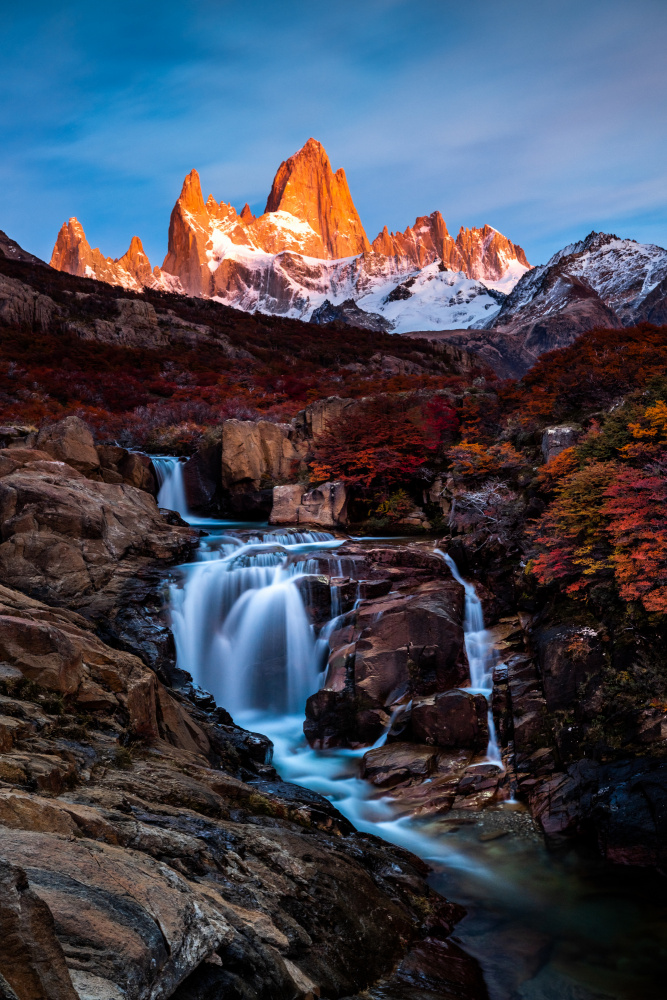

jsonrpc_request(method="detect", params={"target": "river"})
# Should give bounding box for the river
[156,459,667,1000]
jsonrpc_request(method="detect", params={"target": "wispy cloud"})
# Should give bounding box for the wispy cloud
[1,0,665,266]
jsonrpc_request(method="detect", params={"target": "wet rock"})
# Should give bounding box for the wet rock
[362,743,440,788]
[183,442,222,514]
[36,416,100,476]
[305,575,467,748]
[528,758,667,866]
[410,690,489,752]
[353,584,467,706]
[506,654,550,756]
[535,622,607,712]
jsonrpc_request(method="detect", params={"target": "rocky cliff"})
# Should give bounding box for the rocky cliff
[50,219,168,293]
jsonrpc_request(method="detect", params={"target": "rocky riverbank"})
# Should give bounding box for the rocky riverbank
[0,421,488,1000]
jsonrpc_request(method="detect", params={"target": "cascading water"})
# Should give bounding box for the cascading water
[169,528,344,716]
[436,549,501,763]
[153,456,189,517]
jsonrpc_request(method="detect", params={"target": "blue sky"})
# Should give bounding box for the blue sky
[1,0,666,268]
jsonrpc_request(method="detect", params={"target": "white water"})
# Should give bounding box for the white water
[153,456,189,517]
[170,528,344,715]
[436,550,502,763]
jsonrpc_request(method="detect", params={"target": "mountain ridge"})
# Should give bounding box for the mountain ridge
[49,138,531,326]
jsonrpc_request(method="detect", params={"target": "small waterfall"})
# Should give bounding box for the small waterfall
[153,456,189,517]
[170,529,344,716]
[436,550,502,763]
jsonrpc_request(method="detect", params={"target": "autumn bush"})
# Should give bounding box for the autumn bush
[529,397,667,613]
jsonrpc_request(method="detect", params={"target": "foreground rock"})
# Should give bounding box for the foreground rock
[0,449,196,678]
[0,581,484,1000]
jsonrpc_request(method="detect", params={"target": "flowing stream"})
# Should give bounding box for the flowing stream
[159,460,666,1000]
[437,550,502,763]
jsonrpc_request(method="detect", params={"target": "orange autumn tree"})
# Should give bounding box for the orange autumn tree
[446,440,528,485]
[529,462,616,595]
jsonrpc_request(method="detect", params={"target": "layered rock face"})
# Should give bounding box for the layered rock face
[0,418,194,680]
[49,139,530,330]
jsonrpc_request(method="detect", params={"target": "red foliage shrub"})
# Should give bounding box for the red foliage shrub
[310,398,433,492]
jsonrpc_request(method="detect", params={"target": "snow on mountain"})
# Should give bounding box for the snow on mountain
[206,243,502,331]
[490,231,667,332]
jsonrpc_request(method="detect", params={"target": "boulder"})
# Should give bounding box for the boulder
[269,483,304,524]
[353,585,468,705]
[97,445,157,494]
[305,579,468,748]
[182,443,222,514]
[298,480,348,526]
[220,419,307,491]
[362,743,440,788]
[541,425,580,462]
[270,480,348,526]
[36,417,100,475]
[410,690,489,751]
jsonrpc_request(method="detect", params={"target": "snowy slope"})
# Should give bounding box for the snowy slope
[493,232,667,330]
[207,224,504,331]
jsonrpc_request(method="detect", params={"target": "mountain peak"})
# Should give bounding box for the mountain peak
[264,139,370,258]
[178,169,206,217]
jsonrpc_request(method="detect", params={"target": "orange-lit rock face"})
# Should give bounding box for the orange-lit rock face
[372,215,530,281]
[264,138,371,259]
[50,139,531,304]
[50,219,157,291]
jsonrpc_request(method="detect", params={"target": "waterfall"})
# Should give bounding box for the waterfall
[170,529,344,716]
[436,550,502,763]
[153,456,189,517]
